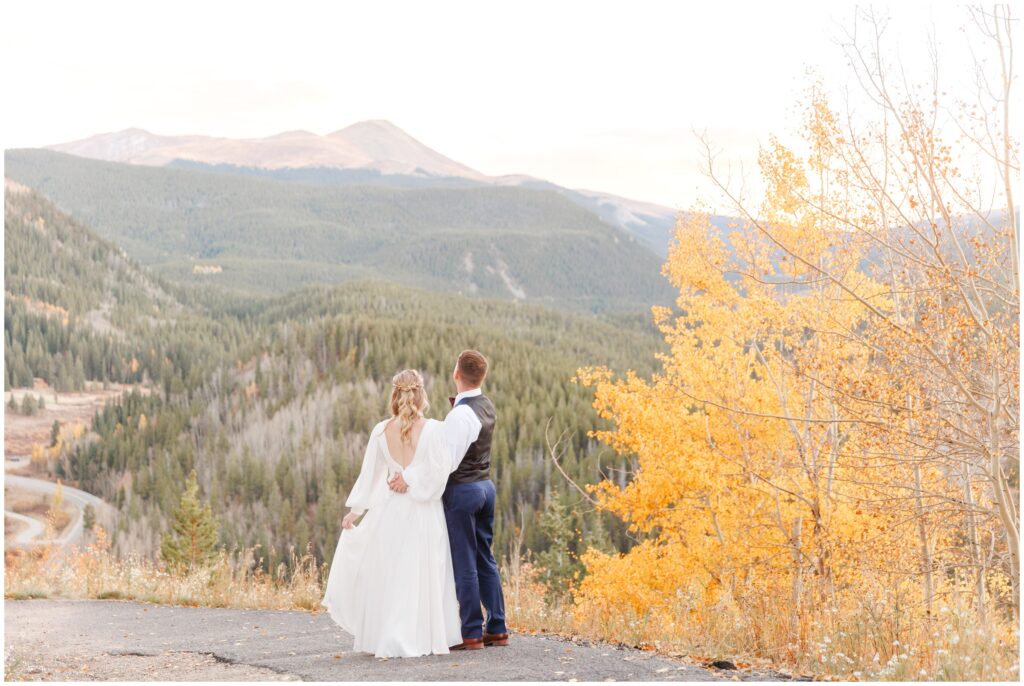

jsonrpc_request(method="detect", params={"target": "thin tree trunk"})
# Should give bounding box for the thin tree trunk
[989,411,1019,614]
[906,393,935,617]
[961,459,988,624]
[790,515,803,640]
[913,462,934,616]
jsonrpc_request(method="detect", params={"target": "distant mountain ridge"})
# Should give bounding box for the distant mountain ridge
[5,149,675,311]
[46,121,679,254]
[48,120,488,181]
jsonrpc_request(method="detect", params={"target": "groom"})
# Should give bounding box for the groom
[388,349,509,651]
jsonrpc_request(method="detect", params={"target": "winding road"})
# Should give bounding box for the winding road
[5,509,46,545]
[5,456,110,548]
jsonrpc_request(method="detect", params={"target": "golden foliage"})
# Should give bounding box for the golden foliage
[571,9,1017,680]
[30,443,46,467]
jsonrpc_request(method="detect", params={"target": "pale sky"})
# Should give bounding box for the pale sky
[1,1,981,208]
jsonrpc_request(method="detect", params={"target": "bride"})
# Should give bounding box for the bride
[321,369,462,658]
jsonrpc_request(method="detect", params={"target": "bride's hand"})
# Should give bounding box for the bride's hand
[342,512,360,529]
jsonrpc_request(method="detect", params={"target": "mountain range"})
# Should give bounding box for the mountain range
[48,120,489,181]
[44,121,680,256]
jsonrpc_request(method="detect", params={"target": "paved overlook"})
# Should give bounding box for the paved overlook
[4,599,796,681]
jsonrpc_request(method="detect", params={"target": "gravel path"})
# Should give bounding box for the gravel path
[4,600,792,681]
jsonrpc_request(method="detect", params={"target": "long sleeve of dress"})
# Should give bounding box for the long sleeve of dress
[345,420,388,515]
[401,421,451,502]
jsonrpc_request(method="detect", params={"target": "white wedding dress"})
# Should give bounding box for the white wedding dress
[321,418,462,657]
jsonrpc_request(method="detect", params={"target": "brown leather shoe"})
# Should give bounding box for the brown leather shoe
[450,637,485,651]
[483,632,510,646]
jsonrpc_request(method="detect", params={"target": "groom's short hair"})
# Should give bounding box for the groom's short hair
[457,350,488,387]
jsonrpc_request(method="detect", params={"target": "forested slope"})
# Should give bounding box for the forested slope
[5,149,674,311]
[4,181,249,392]
[6,181,664,574]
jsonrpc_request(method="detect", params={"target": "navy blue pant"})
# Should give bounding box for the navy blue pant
[442,478,507,639]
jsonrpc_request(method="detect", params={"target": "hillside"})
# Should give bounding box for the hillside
[3,181,249,391]
[62,278,663,565]
[167,160,684,256]
[5,182,664,573]
[4,179,178,319]
[5,149,674,311]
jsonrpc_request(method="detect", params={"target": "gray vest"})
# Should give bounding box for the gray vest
[448,394,495,485]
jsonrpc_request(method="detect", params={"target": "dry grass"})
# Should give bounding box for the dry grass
[5,491,52,516]
[568,583,1019,681]
[5,516,26,536]
[4,383,146,457]
[43,507,72,534]
[4,490,75,535]
[5,527,325,611]
[5,532,1016,681]
[500,557,574,637]
[499,553,1018,681]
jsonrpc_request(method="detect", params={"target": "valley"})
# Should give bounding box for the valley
[4,384,126,550]
[4,179,664,572]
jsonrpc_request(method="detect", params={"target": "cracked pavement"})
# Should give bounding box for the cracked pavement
[4,599,790,681]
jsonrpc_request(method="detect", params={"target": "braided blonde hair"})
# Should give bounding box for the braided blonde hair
[390,369,429,444]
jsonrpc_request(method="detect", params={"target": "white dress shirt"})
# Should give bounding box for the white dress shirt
[443,387,483,474]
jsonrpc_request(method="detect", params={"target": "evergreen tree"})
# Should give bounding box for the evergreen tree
[535,490,583,598]
[160,469,220,570]
[584,511,616,555]
[82,503,96,531]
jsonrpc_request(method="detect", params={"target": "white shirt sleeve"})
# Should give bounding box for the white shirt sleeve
[443,405,482,474]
